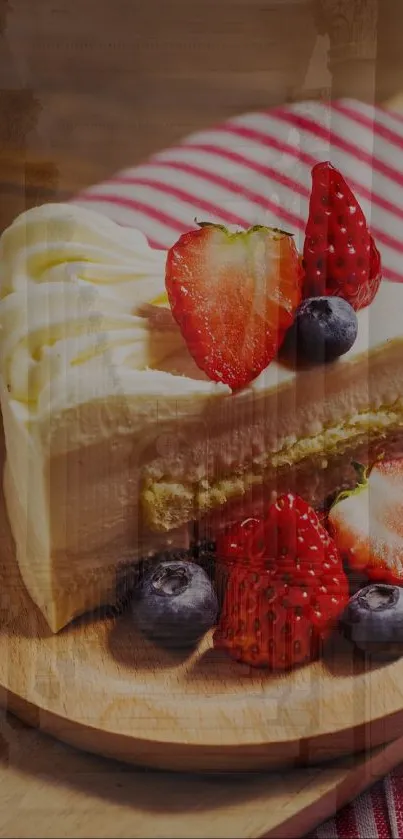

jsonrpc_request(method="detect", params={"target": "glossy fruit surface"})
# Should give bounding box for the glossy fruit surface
[166,223,303,389]
[284,295,358,364]
[135,559,218,648]
[303,161,382,310]
[340,584,403,660]
[214,493,349,669]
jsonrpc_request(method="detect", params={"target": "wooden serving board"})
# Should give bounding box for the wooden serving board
[1,713,403,839]
[1,430,403,774]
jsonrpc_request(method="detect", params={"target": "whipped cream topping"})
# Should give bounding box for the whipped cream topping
[0,204,228,424]
[2,203,403,459]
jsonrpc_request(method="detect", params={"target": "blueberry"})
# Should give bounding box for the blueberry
[340,584,403,660]
[134,560,218,649]
[285,296,358,364]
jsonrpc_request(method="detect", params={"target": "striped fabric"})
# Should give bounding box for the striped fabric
[73,98,403,839]
[74,97,403,285]
[306,771,403,838]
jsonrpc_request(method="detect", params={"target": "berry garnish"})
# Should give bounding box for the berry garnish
[165,223,303,390]
[340,584,403,661]
[284,295,358,364]
[135,560,218,649]
[216,517,262,565]
[303,161,382,310]
[329,458,403,586]
[214,493,349,670]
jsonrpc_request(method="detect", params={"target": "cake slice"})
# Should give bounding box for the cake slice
[0,203,402,632]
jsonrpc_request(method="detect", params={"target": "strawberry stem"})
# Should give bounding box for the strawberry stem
[351,460,368,484]
[331,452,387,511]
[331,460,369,509]
[194,220,295,239]
[196,220,228,233]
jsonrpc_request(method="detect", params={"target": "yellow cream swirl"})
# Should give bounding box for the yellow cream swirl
[0,203,203,410]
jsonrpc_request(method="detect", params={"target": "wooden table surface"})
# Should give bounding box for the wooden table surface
[1,1,403,836]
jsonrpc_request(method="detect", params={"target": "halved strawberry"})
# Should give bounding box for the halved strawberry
[165,223,303,390]
[328,458,403,585]
[303,162,382,310]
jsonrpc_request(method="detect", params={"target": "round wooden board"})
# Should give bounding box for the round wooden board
[1,431,403,774]
[0,713,401,839]
[2,714,403,839]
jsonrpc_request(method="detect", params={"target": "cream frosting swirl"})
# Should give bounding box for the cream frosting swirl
[0,204,228,423]
[5,203,400,459]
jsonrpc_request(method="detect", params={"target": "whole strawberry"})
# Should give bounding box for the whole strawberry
[213,494,349,670]
[165,223,303,390]
[303,162,382,310]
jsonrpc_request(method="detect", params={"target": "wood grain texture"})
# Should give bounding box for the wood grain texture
[0,712,401,839]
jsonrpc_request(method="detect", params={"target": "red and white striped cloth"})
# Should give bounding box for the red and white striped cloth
[306,769,403,838]
[75,97,403,285]
[73,98,403,838]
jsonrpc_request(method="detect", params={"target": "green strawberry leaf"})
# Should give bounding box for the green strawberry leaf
[331,461,369,509]
[331,453,386,511]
